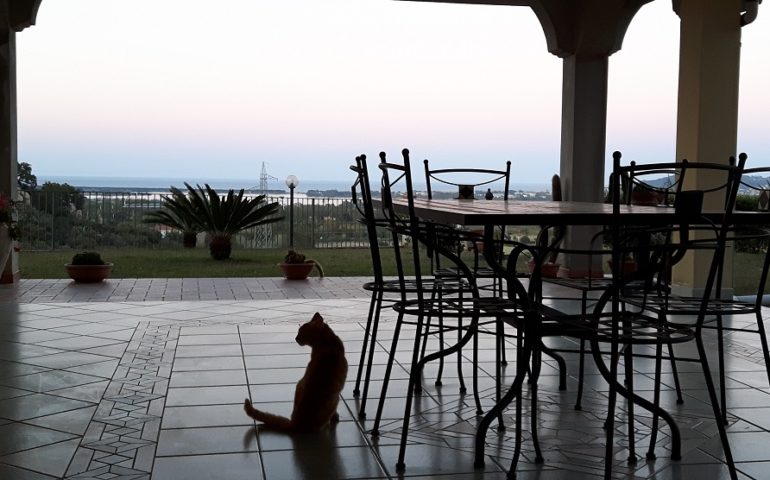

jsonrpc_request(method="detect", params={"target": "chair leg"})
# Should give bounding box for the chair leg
[371,310,404,436]
[667,341,684,405]
[475,320,532,470]
[602,338,619,480]
[591,337,683,463]
[657,291,683,405]
[417,287,442,390]
[415,311,434,395]
[435,289,446,386]
[647,342,663,460]
[530,343,544,464]
[396,311,429,471]
[575,338,586,410]
[473,314,483,415]
[696,332,738,480]
[624,342,637,465]
[358,289,384,419]
[575,293,589,409]
[495,317,506,432]
[353,289,378,397]
[754,310,770,390]
[716,314,728,425]
[457,313,467,394]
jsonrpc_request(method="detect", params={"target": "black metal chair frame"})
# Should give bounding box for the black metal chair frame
[473,151,747,480]
[349,154,471,421]
[375,148,522,471]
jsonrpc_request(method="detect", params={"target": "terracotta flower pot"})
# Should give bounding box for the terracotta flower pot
[65,263,113,283]
[279,262,316,280]
[209,235,232,260]
[527,260,560,278]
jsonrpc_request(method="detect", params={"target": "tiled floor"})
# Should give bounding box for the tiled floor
[0,278,769,479]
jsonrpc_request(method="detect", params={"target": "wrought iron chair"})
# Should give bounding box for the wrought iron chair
[374,148,521,471]
[541,160,687,409]
[621,156,770,426]
[349,154,471,420]
[474,151,746,480]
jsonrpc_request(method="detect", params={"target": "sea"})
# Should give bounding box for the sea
[37,175,551,196]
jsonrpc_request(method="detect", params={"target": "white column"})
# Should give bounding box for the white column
[559,54,608,277]
[672,0,743,293]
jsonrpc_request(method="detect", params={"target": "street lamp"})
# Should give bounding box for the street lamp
[285,175,299,248]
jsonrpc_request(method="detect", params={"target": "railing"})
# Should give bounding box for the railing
[17,190,377,251]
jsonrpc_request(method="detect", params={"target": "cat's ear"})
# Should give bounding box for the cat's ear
[311,312,324,323]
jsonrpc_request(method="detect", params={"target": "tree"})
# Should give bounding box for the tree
[17,162,37,191]
[143,186,202,248]
[38,182,85,214]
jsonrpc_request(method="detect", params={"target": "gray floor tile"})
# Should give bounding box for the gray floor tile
[166,385,250,407]
[261,446,386,480]
[26,405,98,435]
[0,463,58,480]
[0,437,81,477]
[152,452,264,480]
[156,425,258,456]
[169,369,247,387]
[162,404,253,429]
[0,422,76,456]
[0,392,94,420]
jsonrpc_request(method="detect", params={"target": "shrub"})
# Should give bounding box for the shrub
[70,251,106,265]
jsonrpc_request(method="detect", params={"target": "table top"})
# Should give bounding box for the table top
[390,198,770,226]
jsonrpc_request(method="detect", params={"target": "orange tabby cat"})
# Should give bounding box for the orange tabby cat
[244,312,348,433]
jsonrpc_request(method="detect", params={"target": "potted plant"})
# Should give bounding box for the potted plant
[65,251,113,283]
[187,183,282,260]
[279,250,324,280]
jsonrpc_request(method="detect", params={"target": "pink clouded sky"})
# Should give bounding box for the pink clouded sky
[15,0,770,187]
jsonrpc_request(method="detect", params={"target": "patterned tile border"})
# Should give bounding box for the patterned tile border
[65,322,177,480]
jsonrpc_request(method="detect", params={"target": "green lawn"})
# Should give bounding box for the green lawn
[19,247,765,297]
[19,247,424,279]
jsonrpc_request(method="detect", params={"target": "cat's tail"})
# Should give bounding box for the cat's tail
[244,398,293,430]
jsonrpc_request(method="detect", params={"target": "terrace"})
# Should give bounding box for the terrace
[0,278,768,479]
[1,1,769,479]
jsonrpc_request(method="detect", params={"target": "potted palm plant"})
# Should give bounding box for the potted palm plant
[143,186,201,248]
[279,250,324,279]
[183,183,282,260]
[65,251,113,283]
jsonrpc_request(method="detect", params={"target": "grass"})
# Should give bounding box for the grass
[19,247,426,279]
[19,247,766,296]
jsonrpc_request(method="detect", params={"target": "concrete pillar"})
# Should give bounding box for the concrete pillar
[672,0,743,293]
[559,55,608,277]
[0,6,19,283]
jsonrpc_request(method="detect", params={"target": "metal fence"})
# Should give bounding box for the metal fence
[17,190,375,251]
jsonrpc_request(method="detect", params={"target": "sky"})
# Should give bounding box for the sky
[14,0,770,188]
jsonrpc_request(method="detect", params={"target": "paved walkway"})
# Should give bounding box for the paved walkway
[0,277,371,303]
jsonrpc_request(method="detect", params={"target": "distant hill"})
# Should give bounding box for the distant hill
[635,175,770,193]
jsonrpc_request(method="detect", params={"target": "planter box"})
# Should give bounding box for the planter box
[65,264,113,283]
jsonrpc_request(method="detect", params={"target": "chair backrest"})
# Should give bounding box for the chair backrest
[609,151,747,312]
[611,152,745,223]
[377,149,427,302]
[379,149,484,298]
[423,159,511,200]
[350,154,386,284]
[733,164,770,304]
